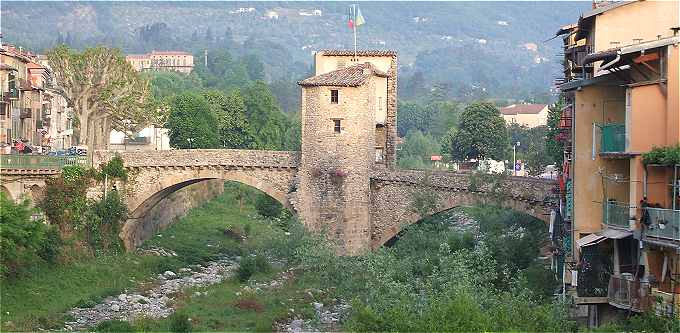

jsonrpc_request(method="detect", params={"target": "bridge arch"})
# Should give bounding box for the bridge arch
[369,170,555,249]
[120,167,296,249]
[372,192,550,248]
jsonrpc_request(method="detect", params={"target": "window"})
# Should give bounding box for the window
[333,119,341,133]
[330,90,339,104]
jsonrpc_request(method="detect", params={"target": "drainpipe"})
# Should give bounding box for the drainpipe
[596,52,621,76]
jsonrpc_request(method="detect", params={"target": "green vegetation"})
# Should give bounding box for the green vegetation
[642,144,680,166]
[47,46,154,148]
[447,102,509,161]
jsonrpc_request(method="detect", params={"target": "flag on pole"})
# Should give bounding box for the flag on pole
[347,6,354,29]
[355,7,365,27]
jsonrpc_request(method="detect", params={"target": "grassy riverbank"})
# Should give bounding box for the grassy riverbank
[1,184,282,332]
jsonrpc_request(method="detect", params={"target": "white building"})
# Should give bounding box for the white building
[109,126,170,151]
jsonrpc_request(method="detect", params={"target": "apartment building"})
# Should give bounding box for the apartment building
[555,0,679,325]
[500,103,549,128]
[126,51,194,74]
[0,45,73,151]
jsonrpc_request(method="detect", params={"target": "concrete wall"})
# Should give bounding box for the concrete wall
[120,179,224,249]
[593,1,679,53]
[572,85,626,255]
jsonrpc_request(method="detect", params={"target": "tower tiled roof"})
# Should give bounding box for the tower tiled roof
[318,50,397,57]
[298,63,387,87]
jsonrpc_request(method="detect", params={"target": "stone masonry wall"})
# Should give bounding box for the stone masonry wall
[296,78,377,254]
[384,55,398,168]
[93,149,300,168]
[120,179,225,249]
[369,169,556,247]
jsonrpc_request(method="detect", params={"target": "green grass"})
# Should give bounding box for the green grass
[1,183,284,332]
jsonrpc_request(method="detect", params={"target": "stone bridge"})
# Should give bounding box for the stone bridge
[89,150,556,252]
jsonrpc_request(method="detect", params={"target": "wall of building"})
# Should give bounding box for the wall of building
[297,79,376,254]
[572,85,626,256]
[593,1,679,53]
[314,52,398,166]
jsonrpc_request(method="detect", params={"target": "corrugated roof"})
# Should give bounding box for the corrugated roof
[298,63,387,87]
[319,49,397,57]
[500,104,547,115]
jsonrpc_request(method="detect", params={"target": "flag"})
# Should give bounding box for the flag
[355,7,365,26]
[347,6,354,29]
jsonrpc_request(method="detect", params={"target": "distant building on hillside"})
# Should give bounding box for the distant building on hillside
[126,51,194,74]
[500,103,549,128]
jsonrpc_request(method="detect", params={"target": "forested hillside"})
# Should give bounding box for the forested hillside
[2,1,589,102]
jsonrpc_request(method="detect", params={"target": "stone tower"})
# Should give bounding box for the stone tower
[296,50,397,254]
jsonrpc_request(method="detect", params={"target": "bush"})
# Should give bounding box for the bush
[236,255,257,282]
[169,312,192,333]
[0,193,54,277]
[254,254,271,273]
[95,320,135,332]
[254,193,282,217]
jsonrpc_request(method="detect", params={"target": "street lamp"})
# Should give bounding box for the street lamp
[187,137,194,149]
[513,141,521,176]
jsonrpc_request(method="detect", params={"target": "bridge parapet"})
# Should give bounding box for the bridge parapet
[93,149,301,169]
[370,168,556,204]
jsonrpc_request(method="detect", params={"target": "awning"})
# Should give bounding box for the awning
[576,234,607,248]
[576,229,633,248]
[599,228,632,240]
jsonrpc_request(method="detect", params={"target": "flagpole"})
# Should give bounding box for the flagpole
[353,4,357,60]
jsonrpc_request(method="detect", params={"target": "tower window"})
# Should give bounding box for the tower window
[333,119,341,133]
[331,90,339,104]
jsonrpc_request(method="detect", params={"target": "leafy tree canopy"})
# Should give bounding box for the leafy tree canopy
[449,102,508,161]
[47,45,154,148]
[166,93,219,149]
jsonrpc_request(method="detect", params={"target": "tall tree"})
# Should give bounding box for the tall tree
[202,90,255,149]
[242,81,291,150]
[448,102,508,161]
[166,93,219,149]
[47,46,153,148]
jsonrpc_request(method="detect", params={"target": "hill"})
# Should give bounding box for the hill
[1,1,590,102]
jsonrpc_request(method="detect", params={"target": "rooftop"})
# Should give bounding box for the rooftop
[500,104,548,115]
[298,63,387,87]
[318,49,397,57]
[150,50,192,56]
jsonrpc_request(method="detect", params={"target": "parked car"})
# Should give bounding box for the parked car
[68,146,88,156]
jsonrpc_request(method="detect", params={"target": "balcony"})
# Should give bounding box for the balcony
[607,275,653,312]
[644,208,680,241]
[604,200,632,229]
[19,108,31,119]
[600,123,625,154]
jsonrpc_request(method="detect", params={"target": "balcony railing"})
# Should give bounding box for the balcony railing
[604,200,631,228]
[19,108,32,119]
[644,207,680,241]
[0,154,90,170]
[608,275,653,312]
[601,123,626,153]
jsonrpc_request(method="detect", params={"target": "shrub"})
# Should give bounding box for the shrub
[254,254,271,273]
[236,255,257,282]
[169,312,192,333]
[0,193,53,277]
[95,320,135,332]
[99,155,128,181]
[254,193,282,217]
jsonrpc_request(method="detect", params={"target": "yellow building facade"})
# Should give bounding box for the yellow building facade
[557,0,680,325]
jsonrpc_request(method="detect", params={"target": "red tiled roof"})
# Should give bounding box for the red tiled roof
[126,54,150,59]
[500,104,547,115]
[27,62,43,70]
[151,50,192,56]
[319,49,397,57]
[298,63,387,87]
